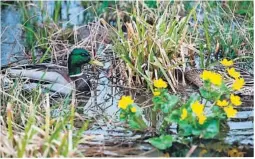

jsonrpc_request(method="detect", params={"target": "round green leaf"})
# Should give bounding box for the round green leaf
[148,135,173,150]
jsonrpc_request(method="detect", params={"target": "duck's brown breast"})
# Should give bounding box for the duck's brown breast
[185,69,204,87]
[70,74,91,93]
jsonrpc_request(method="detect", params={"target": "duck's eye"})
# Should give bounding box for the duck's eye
[82,53,86,56]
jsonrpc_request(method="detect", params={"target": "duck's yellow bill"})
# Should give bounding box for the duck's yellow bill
[89,59,104,67]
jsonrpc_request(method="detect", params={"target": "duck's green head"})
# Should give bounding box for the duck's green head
[68,48,91,76]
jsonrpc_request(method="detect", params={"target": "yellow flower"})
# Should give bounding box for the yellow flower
[180,108,188,120]
[153,91,160,96]
[220,59,233,67]
[224,106,237,118]
[232,78,245,91]
[198,114,207,125]
[228,148,245,157]
[153,78,168,88]
[230,94,242,106]
[200,70,213,81]
[131,107,137,113]
[227,68,240,79]
[210,72,222,86]
[118,96,134,110]
[200,70,222,86]
[191,101,204,116]
[216,99,229,107]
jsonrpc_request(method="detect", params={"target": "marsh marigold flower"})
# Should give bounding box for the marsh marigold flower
[227,68,240,79]
[217,99,229,107]
[232,78,245,91]
[210,72,223,86]
[230,94,242,106]
[191,101,204,116]
[224,106,237,118]
[180,108,188,120]
[228,148,245,157]
[153,91,160,96]
[153,78,167,88]
[221,59,233,67]
[198,114,207,125]
[200,70,222,86]
[200,70,213,81]
[131,107,137,113]
[118,96,134,110]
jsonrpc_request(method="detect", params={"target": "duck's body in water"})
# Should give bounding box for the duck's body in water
[3,48,100,105]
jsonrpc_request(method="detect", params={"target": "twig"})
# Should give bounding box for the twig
[185,145,197,157]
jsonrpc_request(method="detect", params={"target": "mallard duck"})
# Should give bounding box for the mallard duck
[185,66,254,96]
[4,48,100,97]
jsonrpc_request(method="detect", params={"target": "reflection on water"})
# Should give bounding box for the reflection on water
[1,5,24,66]
[1,1,93,67]
[43,1,86,28]
[84,60,121,118]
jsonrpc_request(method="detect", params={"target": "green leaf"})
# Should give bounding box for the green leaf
[220,84,230,94]
[199,88,220,100]
[164,109,180,123]
[191,127,201,136]
[152,104,160,111]
[128,119,141,130]
[152,96,161,104]
[119,111,127,121]
[212,105,221,114]
[204,80,211,88]
[199,88,211,99]
[201,118,220,139]
[162,103,170,113]
[161,95,179,113]
[178,122,193,136]
[128,116,147,131]
[148,135,173,150]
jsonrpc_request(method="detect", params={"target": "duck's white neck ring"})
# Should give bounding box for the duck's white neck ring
[69,72,83,78]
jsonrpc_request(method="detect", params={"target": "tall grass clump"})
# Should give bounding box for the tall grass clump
[111,1,197,93]
[53,1,62,23]
[17,1,63,64]
[192,1,253,69]
[0,77,89,157]
[81,1,129,25]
